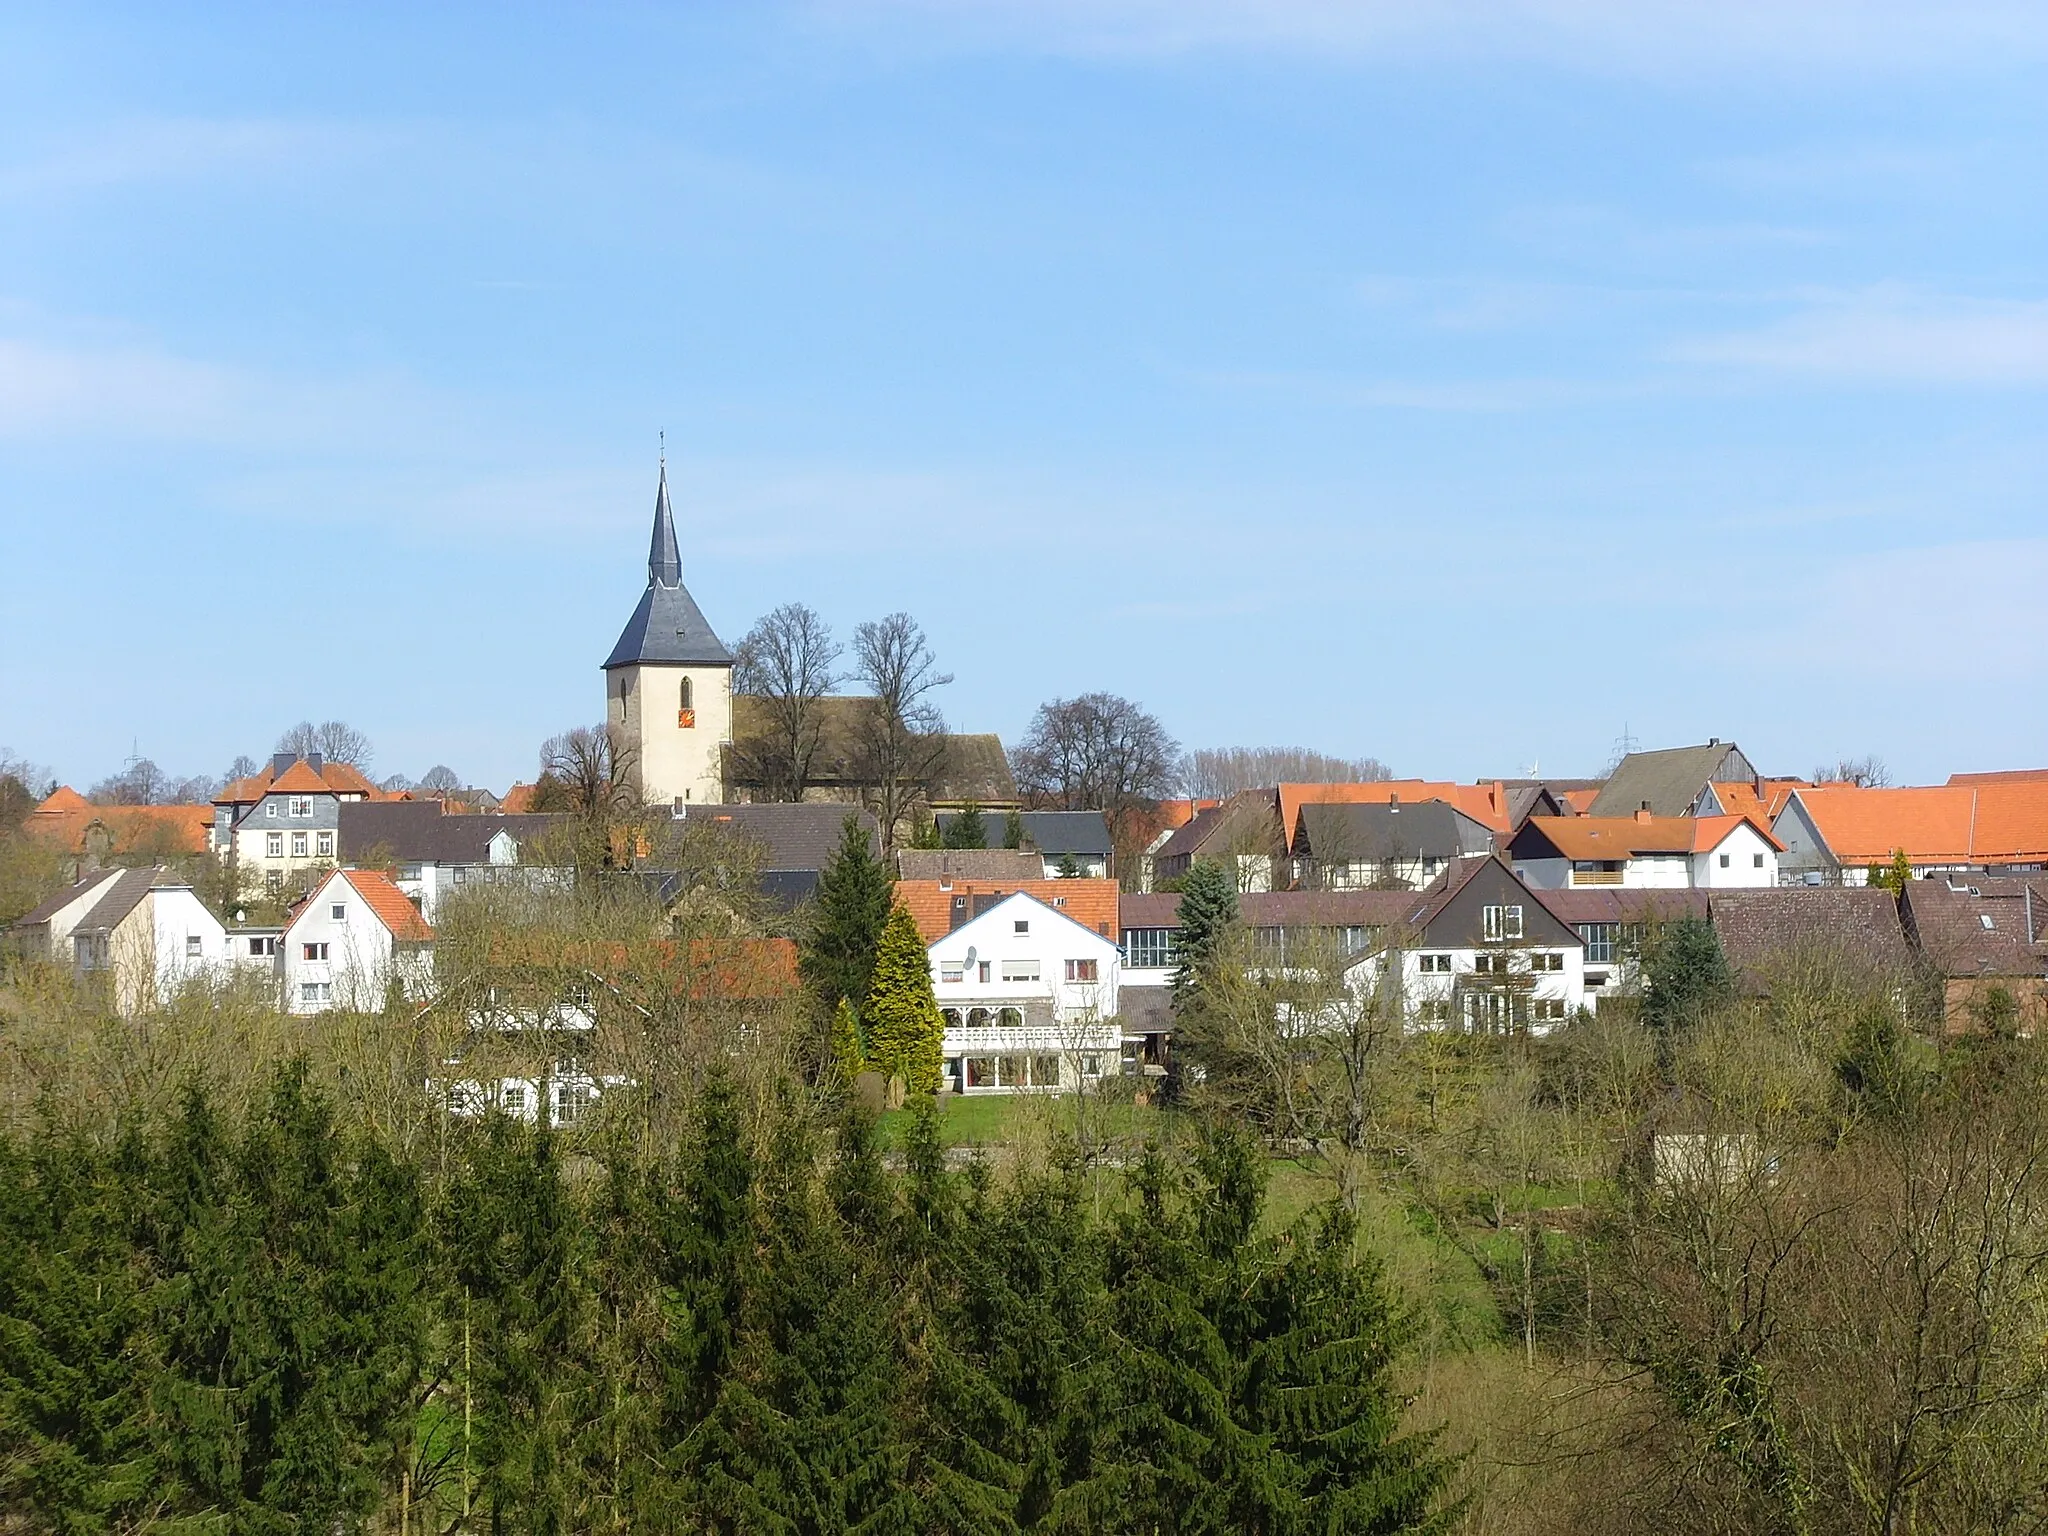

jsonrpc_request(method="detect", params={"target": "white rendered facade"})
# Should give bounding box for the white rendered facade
[929,892,1124,1093]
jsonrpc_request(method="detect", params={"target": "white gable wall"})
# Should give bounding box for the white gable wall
[281,872,403,1013]
[1692,822,1779,888]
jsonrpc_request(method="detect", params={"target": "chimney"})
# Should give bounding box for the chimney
[1635,801,1652,823]
[271,752,295,778]
[1389,793,1400,813]
[306,752,324,774]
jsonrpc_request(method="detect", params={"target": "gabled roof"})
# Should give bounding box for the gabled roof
[895,877,1119,945]
[1704,780,1805,822]
[72,866,185,935]
[215,756,385,807]
[1784,783,2048,866]
[1707,887,1913,991]
[1589,742,1753,819]
[677,802,880,873]
[338,801,568,866]
[12,868,122,928]
[24,794,213,857]
[927,889,1122,952]
[603,465,732,669]
[1513,813,1779,861]
[296,868,434,941]
[268,759,334,794]
[1901,878,2048,979]
[1277,780,1512,837]
[1291,800,1496,862]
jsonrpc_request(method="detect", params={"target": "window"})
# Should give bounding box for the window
[553,1084,592,1127]
[1125,929,1176,968]
[1065,958,1099,982]
[1719,853,1731,868]
[1080,1053,1105,1077]
[185,935,202,958]
[265,801,278,818]
[265,870,283,893]
[1577,923,1614,963]
[1000,959,1041,982]
[1529,952,1563,973]
[680,676,693,709]
[330,903,347,921]
[299,981,331,1006]
[290,832,308,857]
[501,1083,528,1115]
[1417,999,1450,1025]
[267,832,284,858]
[1418,953,1453,973]
[1979,914,1996,930]
[978,961,990,983]
[317,831,334,857]
[1753,853,1765,868]
[247,936,268,957]
[940,961,964,983]
[303,942,329,961]
[290,796,312,817]
[1482,904,1524,941]
[1473,952,1511,975]
[1014,919,1030,935]
[1532,998,1567,1022]
[678,674,696,728]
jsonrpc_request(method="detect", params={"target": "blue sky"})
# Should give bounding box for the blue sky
[1,1,2043,793]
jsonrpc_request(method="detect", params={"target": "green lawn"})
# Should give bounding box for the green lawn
[875,1091,1173,1151]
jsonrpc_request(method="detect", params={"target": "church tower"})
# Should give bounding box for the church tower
[602,463,733,810]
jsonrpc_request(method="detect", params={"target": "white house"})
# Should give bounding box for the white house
[1341,857,1588,1035]
[280,868,435,1014]
[212,752,384,894]
[928,890,1123,1092]
[1508,813,1780,891]
[8,866,230,1015]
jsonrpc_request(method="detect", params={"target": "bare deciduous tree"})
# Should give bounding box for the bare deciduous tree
[1012,693,1181,813]
[1810,753,1890,787]
[276,719,375,769]
[88,758,166,805]
[533,725,639,818]
[417,764,462,793]
[851,612,951,850]
[734,601,843,802]
[1184,746,1392,798]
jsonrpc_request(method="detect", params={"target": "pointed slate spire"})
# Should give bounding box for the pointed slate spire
[647,460,682,588]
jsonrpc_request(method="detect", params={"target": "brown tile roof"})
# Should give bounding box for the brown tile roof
[1901,878,2048,979]
[1707,887,1914,991]
[895,877,1119,945]
[896,849,1047,882]
[1119,883,1441,935]
[1532,888,1709,927]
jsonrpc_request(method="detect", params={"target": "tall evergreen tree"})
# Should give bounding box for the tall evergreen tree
[866,905,945,1094]
[1641,915,1736,1041]
[801,815,894,1013]
[1003,809,1026,850]
[830,996,867,1085]
[1172,859,1239,1008]
[942,803,988,849]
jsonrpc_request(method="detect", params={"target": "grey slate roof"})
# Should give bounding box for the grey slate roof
[12,869,121,929]
[73,866,180,935]
[678,803,879,873]
[1589,742,1755,818]
[603,467,732,669]
[337,801,570,865]
[897,849,1047,882]
[933,809,1113,857]
[1292,801,1494,862]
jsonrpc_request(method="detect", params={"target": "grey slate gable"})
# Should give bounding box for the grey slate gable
[1589,742,1756,819]
[1414,858,1581,952]
[1294,802,1494,862]
[602,465,732,669]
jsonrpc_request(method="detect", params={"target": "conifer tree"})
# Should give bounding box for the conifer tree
[866,904,945,1094]
[802,814,894,1013]
[943,802,989,849]
[1003,808,1026,850]
[831,995,867,1084]
[1172,858,1239,1008]
[1642,915,1736,1043]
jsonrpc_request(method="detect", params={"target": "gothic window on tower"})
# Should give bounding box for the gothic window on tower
[679,676,695,729]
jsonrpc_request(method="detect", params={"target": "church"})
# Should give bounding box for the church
[601,464,734,809]
[601,467,1015,824]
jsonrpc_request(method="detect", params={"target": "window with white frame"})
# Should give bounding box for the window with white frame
[1529,952,1563,972]
[1418,953,1453,973]
[939,961,964,983]
[1482,903,1524,941]
[290,832,308,857]
[185,935,202,957]
[317,831,335,857]
[1065,958,1099,982]
[290,797,312,817]
[330,902,346,921]
[303,942,329,961]
[265,870,283,892]
[1000,959,1041,982]
[266,802,278,818]
[1473,952,1512,975]
[501,1083,528,1115]
[299,981,331,1005]
[1417,998,1450,1025]
[1578,922,1615,964]
[266,832,284,858]
[1124,929,1175,968]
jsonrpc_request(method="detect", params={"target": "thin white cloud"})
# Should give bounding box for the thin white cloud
[813,0,2048,76]
[1676,291,2048,385]
[0,337,243,439]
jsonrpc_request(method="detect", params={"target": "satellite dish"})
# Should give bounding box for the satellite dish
[964,946,978,966]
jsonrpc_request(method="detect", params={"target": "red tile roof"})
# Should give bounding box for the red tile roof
[298,868,434,940]
[1277,780,1512,837]
[1789,784,2048,866]
[215,757,388,806]
[894,877,1120,945]
[23,791,213,857]
[1949,768,2048,785]
[1519,813,1779,861]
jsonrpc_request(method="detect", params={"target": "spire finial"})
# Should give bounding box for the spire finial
[647,453,682,588]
